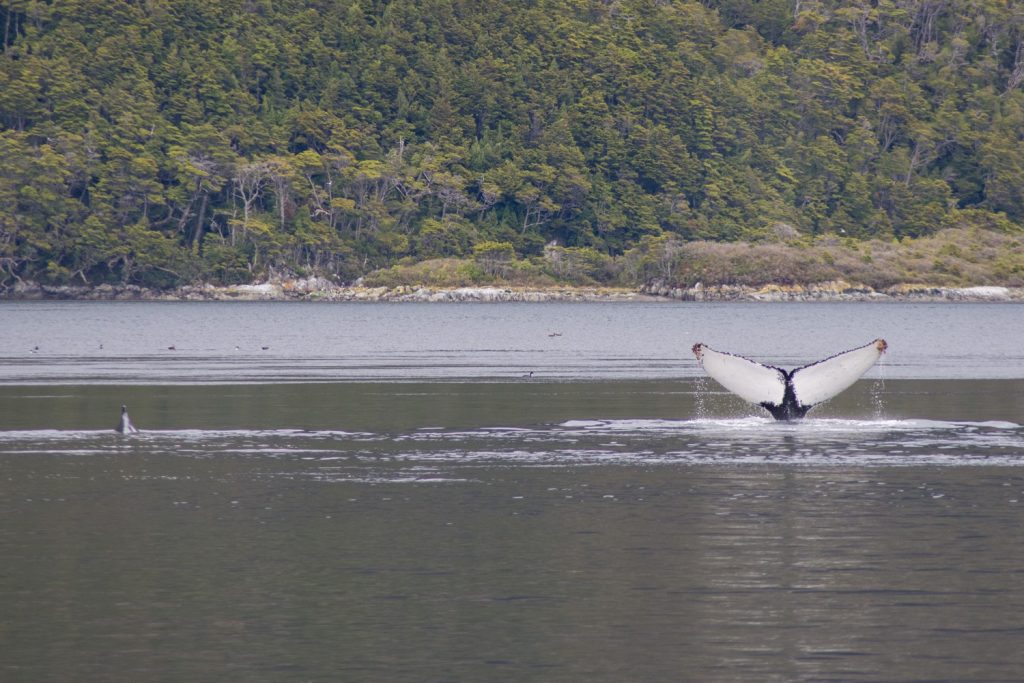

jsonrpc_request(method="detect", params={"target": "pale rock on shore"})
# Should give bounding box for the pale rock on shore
[5,278,652,302]
[641,280,1024,302]
[6,277,1024,302]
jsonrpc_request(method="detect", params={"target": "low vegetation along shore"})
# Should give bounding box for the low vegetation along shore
[5,227,1024,302]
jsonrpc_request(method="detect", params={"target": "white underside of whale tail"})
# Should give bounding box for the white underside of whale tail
[693,345,786,406]
[693,339,887,413]
[790,339,887,407]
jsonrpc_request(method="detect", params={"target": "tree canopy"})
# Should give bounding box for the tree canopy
[1,0,1022,289]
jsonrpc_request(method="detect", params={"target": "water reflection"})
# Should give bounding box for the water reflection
[3,449,1023,682]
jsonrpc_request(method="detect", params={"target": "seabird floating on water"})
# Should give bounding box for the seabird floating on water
[692,339,888,420]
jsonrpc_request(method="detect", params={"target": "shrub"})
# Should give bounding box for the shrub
[544,245,615,284]
[473,241,516,278]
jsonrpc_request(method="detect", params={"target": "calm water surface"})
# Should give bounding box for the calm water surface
[3,300,1024,382]
[2,301,1024,682]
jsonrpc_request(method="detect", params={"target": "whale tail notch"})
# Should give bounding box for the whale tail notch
[693,339,887,420]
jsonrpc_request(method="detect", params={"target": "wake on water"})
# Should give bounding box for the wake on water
[1,417,1022,469]
[560,416,1021,433]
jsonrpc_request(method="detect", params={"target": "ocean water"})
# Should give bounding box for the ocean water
[3,299,1024,383]
[2,301,1023,681]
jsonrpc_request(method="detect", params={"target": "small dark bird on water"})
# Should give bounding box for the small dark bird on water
[115,405,140,434]
[167,345,176,351]
[261,346,270,350]
[521,371,535,379]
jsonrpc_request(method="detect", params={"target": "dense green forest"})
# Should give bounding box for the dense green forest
[1,0,1023,291]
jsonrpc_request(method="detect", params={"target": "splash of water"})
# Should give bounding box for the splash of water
[871,350,889,419]
[693,375,709,420]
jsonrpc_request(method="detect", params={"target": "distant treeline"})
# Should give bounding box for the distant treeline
[1,0,1023,290]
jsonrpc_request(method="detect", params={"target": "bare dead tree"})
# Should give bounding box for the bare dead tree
[233,160,272,243]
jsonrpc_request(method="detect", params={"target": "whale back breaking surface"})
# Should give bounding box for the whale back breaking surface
[694,339,887,420]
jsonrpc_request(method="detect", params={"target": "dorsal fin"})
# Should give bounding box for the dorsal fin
[115,405,140,434]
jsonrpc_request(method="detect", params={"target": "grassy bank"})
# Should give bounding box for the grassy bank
[359,227,1024,292]
[7,227,1022,301]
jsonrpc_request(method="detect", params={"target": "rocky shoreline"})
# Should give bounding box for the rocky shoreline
[3,278,654,302]
[640,279,1024,302]
[4,278,1024,302]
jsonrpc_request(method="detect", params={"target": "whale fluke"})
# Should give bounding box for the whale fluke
[115,404,140,434]
[692,339,887,420]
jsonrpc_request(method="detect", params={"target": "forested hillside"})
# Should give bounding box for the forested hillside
[2,0,1023,290]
